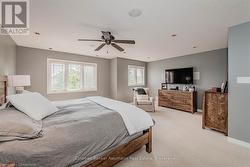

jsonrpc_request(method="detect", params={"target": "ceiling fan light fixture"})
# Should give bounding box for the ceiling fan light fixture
[79,31,134,52]
[128,9,142,18]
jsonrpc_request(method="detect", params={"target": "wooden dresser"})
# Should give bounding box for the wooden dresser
[158,90,197,113]
[202,91,228,135]
[0,76,7,105]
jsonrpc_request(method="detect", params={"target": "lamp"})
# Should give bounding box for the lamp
[8,75,31,94]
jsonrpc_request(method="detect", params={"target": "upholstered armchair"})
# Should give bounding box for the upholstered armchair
[133,88,155,112]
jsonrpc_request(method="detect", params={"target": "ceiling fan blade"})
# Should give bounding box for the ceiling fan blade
[95,43,106,51]
[113,40,135,44]
[78,39,103,42]
[111,43,124,52]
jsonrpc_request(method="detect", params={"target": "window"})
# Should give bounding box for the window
[47,59,97,94]
[128,65,145,86]
[68,64,81,90]
[51,63,65,91]
[83,64,97,90]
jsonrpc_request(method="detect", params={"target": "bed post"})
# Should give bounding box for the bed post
[144,127,152,153]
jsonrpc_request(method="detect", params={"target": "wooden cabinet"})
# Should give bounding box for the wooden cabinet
[158,90,197,113]
[202,91,228,135]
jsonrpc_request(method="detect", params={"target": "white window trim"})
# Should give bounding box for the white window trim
[128,65,145,87]
[47,58,97,94]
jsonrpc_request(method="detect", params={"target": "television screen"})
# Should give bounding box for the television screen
[165,67,193,84]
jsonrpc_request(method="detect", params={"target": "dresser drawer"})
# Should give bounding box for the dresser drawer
[159,100,172,107]
[202,91,228,135]
[158,89,196,113]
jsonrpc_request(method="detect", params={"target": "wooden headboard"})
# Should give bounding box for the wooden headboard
[0,75,7,106]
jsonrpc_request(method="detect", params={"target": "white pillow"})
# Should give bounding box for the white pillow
[22,90,32,94]
[6,92,58,120]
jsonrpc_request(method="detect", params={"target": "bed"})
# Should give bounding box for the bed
[0,76,153,167]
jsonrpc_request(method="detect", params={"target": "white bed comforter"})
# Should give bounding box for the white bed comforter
[87,96,154,135]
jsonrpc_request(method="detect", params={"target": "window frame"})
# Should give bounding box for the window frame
[128,65,145,87]
[47,58,97,94]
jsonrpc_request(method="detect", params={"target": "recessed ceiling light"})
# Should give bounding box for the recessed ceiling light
[128,9,142,18]
[49,48,53,50]
[171,34,177,37]
[34,32,40,35]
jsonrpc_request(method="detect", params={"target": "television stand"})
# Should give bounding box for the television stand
[158,89,197,113]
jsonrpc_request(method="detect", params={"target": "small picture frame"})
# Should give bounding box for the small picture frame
[221,81,228,93]
[161,83,168,90]
[223,81,228,93]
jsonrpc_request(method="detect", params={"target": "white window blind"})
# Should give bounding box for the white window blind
[83,64,97,90]
[51,63,65,91]
[47,59,97,94]
[128,65,145,86]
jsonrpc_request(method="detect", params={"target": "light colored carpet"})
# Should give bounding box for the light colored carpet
[116,107,250,167]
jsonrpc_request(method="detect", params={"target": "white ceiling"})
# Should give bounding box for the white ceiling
[11,0,250,62]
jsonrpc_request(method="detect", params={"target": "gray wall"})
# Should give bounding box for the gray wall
[110,57,147,102]
[0,35,16,95]
[16,46,111,100]
[228,22,250,143]
[147,48,228,109]
[110,58,117,99]
[16,46,146,102]
[117,58,147,102]
[0,35,16,76]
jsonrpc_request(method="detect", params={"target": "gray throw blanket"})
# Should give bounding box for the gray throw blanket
[0,99,137,167]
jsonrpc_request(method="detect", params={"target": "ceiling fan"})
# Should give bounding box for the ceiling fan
[78,31,135,52]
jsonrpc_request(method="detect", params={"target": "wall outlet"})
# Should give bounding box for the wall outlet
[237,77,250,84]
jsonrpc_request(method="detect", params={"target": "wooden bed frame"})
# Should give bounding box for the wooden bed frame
[0,75,153,167]
[82,127,152,167]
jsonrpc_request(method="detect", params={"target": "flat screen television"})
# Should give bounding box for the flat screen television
[165,67,193,84]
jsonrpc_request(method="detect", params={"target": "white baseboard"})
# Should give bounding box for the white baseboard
[228,137,250,149]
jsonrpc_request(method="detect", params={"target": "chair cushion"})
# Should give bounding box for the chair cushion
[137,100,152,105]
[137,95,149,100]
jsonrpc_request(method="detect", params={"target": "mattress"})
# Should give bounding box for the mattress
[0,98,142,167]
